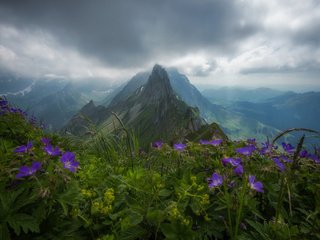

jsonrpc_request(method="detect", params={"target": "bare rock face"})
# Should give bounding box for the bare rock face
[141,64,174,103]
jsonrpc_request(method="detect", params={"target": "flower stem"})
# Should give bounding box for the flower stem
[275,175,285,222]
[223,183,234,239]
[234,175,247,239]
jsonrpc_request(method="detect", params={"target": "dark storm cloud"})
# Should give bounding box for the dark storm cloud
[0,0,319,88]
[292,24,320,48]
[0,0,258,67]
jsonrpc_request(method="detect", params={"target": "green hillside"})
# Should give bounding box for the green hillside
[1,96,320,239]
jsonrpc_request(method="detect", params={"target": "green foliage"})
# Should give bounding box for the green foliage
[0,186,39,238]
[1,98,320,239]
[0,100,84,239]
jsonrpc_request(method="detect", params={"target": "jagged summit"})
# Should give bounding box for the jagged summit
[141,64,175,102]
[64,64,211,146]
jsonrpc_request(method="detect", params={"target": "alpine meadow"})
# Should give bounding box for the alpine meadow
[0,1,320,239]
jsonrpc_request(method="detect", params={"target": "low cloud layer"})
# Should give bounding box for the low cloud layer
[0,0,319,89]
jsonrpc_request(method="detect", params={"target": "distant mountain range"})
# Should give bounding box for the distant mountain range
[1,66,319,144]
[0,75,34,94]
[92,67,279,141]
[64,65,227,147]
[229,91,320,131]
[1,77,117,130]
[202,87,287,105]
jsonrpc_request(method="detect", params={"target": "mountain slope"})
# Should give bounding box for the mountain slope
[30,83,89,130]
[117,65,206,145]
[98,66,280,141]
[6,79,67,108]
[106,71,150,107]
[230,92,320,131]
[168,68,219,120]
[0,75,34,94]
[65,65,211,146]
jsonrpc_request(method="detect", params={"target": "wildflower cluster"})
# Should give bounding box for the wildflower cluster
[207,172,223,188]
[2,97,320,239]
[0,97,27,117]
[166,201,190,226]
[0,96,42,127]
[14,137,79,179]
[174,143,187,151]
[81,189,97,198]
[200,139,223,146]
[91,188,115,216]
[152,140,163,149]
[16,161,42,178]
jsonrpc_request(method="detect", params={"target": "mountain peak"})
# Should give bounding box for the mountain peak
[152,64,165,73]
[142,64,174,102]
[150,64,170,83]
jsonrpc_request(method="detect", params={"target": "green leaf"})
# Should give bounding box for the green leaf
[146,209,164,226]
[118,225,147,240]
[246,220,270,240]
[57,180,80,215]
[161,223,195,240]
[32,202,47,222]
[0,223,10,240]
[158,189,172,197]
[57,199,69,216]
[128,212,143,226]
[7,213,39,235]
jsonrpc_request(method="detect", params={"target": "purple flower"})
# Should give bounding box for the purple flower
[174,143,186,151]
[309,154,320,164]
[272,157,286,172]
[209,139,223,146]
[248,175,264,193]
[29,116,37,125]
[222,157,242,167]
[10,108,25,114]
[8,107,27,117]
[16,161,42,178]
[61,152,79,172]
[236,145,256,156]
[199,139,210,145]
[200,139,223,146]
[14,141,33,153]
[222,157,243,176]
[282,142,295,154]
[280,155,293,163]
[228,180,236,188]
[234,164,244,176]
[207,172,223,188]
[299,150,309,158]
[260,141,276,155]
[0,99,8,107]
[44,144,61,156]
[152,140,163,149]
[41,137,51,146]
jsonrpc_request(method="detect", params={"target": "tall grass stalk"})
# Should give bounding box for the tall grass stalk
[234,175,247,239]
[111,112,138,170]
[223,183,234,239]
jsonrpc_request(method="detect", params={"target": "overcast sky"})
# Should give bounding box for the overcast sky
[0,0,319,90]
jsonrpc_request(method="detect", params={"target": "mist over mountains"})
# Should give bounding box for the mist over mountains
[1,65,319,144]
[0,76,116,130]
[202,87,288,105]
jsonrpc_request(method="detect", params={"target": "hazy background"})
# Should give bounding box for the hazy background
[0,0,319,91]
